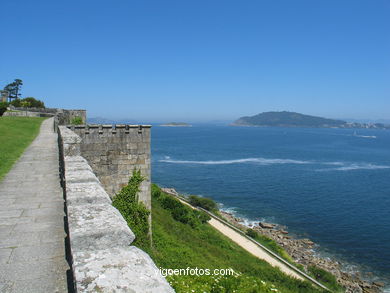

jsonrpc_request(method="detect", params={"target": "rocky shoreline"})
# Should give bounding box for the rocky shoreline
[220,211,385,293]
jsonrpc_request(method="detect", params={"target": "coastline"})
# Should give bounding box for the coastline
[219,210,385,293]
[161,187,385,293]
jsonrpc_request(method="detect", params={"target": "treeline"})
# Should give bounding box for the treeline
[0,79,45,116]
[0,97,46,116]
[8,97,45,108]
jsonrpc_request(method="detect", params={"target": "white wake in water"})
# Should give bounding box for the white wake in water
[321,163,390,171]
[159,157,310,165]
[159,157,390,171]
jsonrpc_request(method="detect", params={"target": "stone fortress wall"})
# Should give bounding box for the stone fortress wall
[56,109,86,125]
[3,106,86,125]
[58,126,172,292]
[69,124,151,209]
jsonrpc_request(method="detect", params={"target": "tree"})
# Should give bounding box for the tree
[21,97,45,108]
[10,97,45,108]
[3,79,23,102]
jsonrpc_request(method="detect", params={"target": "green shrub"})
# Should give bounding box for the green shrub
[10,97,45,108]
[246,228,258,238]
[71,116,83,125]
[164,197,199,228]
[308,266,344,292]
[0,102,8,116]
[188,194,218,212]
[154,185,210,228]
[160,195,182,210]
[9,99,21,107]
[171,206,193,225]
[151,183,161,198]
[112,170,150,249]
[194,209,211,224]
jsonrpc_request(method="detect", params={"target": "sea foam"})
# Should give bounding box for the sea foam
[325,163,390,171]
[159,157,311,165]
[159,157,390,171]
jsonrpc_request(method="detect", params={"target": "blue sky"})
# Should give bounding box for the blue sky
[1,0,389,122]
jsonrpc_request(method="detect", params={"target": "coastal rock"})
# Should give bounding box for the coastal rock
[219,210,384,293]
[301,239,315,246]
[361,281,372,288]
[259,222,275,229]
[373,282,384,288]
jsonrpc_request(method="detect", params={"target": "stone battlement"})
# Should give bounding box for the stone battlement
[68,124,151,208]
[67,124,151,136]
[69,124,152,128]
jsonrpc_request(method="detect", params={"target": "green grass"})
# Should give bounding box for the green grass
[308,266,344,292]
[139,189,328,293]
[0,116,45,180]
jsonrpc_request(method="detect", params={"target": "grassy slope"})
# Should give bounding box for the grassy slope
[0,116,45,180]
[141,192,326,293]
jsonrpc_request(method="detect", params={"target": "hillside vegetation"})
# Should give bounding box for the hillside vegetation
[114,181,327,293]
[148,186,330,292]
[0,117,45,180]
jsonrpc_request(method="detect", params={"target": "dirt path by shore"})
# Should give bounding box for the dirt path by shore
[165,190,307,282]
[208,217,304,280]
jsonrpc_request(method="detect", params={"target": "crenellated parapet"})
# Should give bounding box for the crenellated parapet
[68,124,151,209]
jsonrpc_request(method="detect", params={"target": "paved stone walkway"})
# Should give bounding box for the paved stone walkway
[0,118,68,293]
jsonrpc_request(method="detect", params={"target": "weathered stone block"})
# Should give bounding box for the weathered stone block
[68,203,135,251]
[66,182,111,206]
[65,161,93,172]
[65,169,100,184]
[72,246,174,293]
[59,126,82,156]
[64,155,88,164]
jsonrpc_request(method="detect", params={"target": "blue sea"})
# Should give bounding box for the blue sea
[151,125,390,286]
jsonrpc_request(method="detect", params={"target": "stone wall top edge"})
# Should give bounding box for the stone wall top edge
[10,106,86,112]
[67,124,152,128]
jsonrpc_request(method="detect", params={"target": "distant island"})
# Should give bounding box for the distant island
[160,122,192,127]
[232,111,389,129]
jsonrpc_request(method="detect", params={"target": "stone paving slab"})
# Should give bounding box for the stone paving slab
[0,118,68,293]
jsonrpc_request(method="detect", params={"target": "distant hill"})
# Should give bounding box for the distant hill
[232,111,390,129]
[233,111,346,127]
